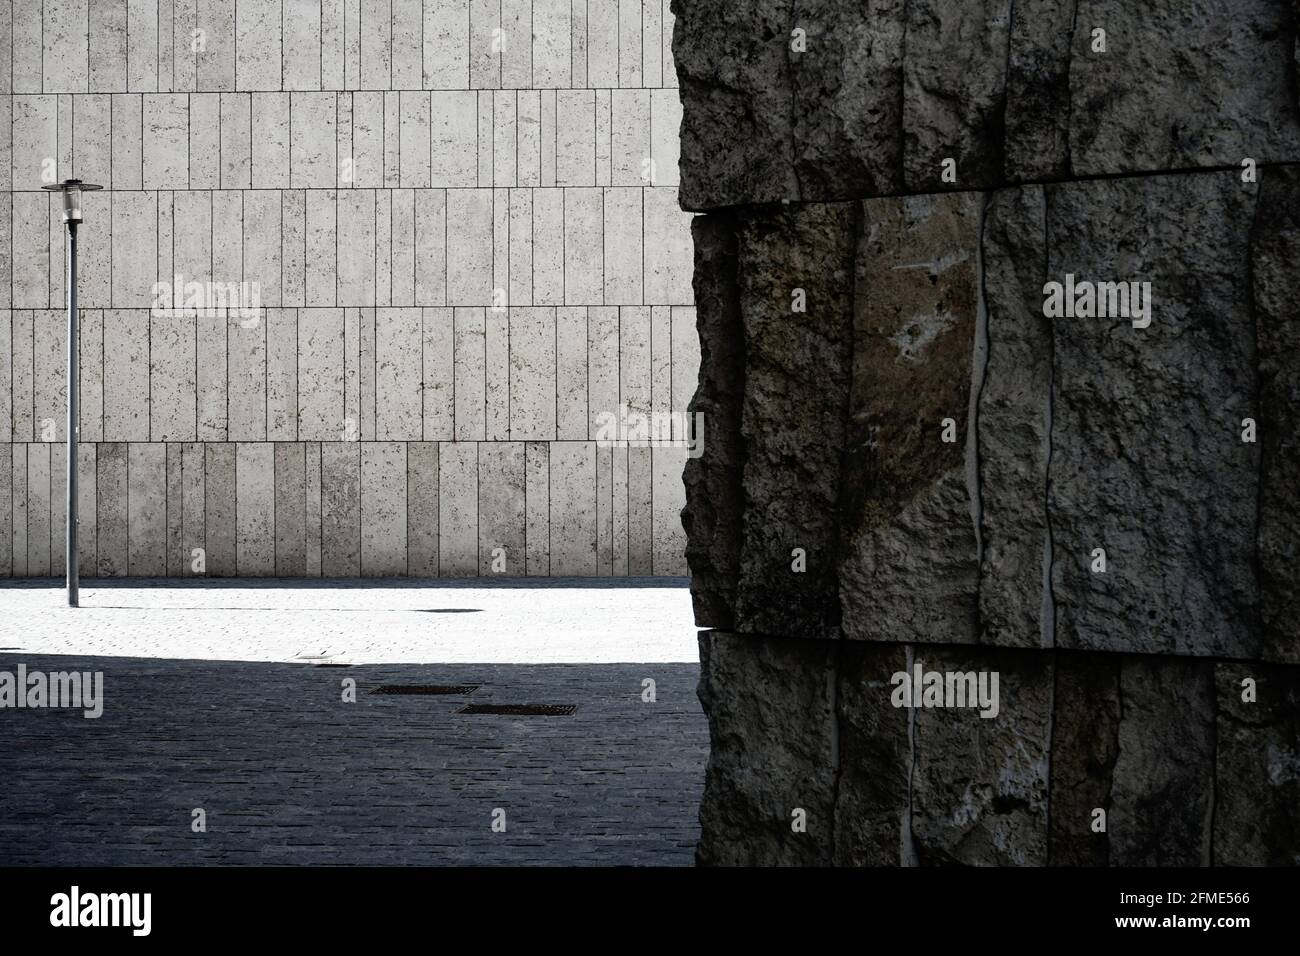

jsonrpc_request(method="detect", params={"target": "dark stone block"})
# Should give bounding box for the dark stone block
[695,630,837,865]
[1047,170,1260,659]
[839,192,981,645]
[1214,660,1300,866]
[909,645,1052,865]
[1253,165,1300,664]
[682,213,746,629]
[831,641,911,864]
[1048,651,1121,866]
[734,203,857,640]
[1108,657,1216,866]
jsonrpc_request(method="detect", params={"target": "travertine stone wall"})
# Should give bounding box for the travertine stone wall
[0,0,697,578]
[680,0,1300,865]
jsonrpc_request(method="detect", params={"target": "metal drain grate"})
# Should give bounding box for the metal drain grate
[455,703,577,716]
[372,684,481,695]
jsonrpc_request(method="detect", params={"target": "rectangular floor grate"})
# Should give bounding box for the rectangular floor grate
[372,684,481,695]
[455,703,577,716]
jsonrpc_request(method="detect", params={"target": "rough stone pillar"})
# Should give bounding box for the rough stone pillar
[675,0,1300,865]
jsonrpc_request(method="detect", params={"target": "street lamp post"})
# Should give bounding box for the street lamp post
[42,179,102,608]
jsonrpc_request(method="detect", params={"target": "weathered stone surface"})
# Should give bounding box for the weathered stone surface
[671,0,798,210]
[831,641,911,864]
[902,0,1011,192]
[1047,651,1120,866]
[1253,165,1300,664]
[839,192,980,645]
[676,0,1300,208]
[682,213,746,629]
[695,630,837,865]
[790,0,906,201]
[1214,661,1300,865]
[678,0,1300,866]
[1003,0,1073,181]
[910,645,1052,865]
[1047,170,1260,659]
[1109,657,1215,866]
[734,203,857,640]
[1068,0,1300,178]
[978,185,1051,648]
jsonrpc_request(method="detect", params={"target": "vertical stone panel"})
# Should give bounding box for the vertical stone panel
[150,313,198,441]
[509,307,558,440]
[549,440,597,575]
[910,645,1052,866]
[525,441,550,575]
[235,441,275,575]
[266,308,299,441]
[838,192,981,646]
[361,441,407,575]
[696,631,837,866]
[977,185,1050,648]
[733,203,855,639]
[26,443,51,576]
[555,307,588,440]
[96,442,129,576]
[1048,172,1259,659]
[831,641,911,866]
[321,441,362,576]
[181,442,205,576]
[203,443,238,576]
[438,440,478,576]
[1108,657,1216,866]
[227,312,268,440]
[275,442,308,576]
[407,441,439,576]
[103,309,150,442]
[453,307,486,440]
[478,441,525,575]
[1254,166,1300,665]
[127,442,167,575]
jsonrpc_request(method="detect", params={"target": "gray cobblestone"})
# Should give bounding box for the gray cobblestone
[0,655,706,866]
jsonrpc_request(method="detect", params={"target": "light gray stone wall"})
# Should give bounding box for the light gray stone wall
[0,0,697,577]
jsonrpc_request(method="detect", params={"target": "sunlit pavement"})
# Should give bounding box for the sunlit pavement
[0,577,698,663]
[0,580,706,865]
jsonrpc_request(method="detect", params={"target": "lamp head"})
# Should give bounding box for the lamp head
[42,179,103,223]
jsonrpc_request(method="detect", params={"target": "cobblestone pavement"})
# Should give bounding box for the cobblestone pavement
[0,655,706,865]
[0,581,706,865]
[0,577,696,663]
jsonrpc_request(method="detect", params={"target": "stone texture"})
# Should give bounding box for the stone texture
[1214,661,1300,866]
[1253,165,1300,664]
[1047,651,1120,866]
[696,630,837,865]
[1002,0,1073,182]
[0,7,697,579]
[0,654,707,866]
[734,203,857,640]
[910,645,1052,865]
[901,0,1011,192]
[671,0,798,210]
[681,214,745,628]
[831,641,911,865]
[1068,0,1300,178]
[1108,657,1216,866]
[977,185,1051,648]
[675,0,1300,207]
[679,0,1300,870]
[790,0,905,201]
[1048,170,1260,659]
[839,192,981,645]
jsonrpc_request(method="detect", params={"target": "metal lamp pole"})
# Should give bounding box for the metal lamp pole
[42,179,102,608]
